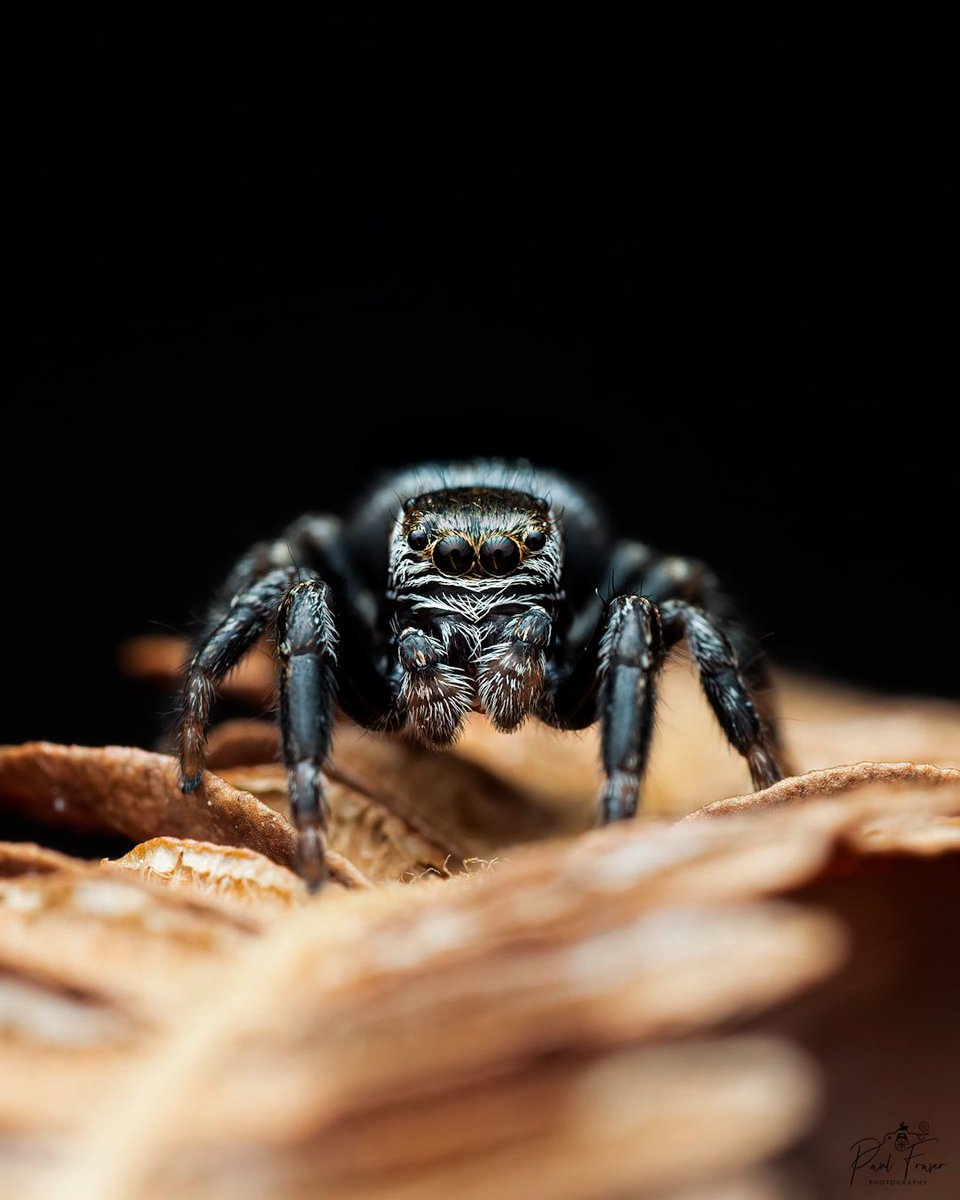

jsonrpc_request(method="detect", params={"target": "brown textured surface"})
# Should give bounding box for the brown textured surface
[2,659,959,1198]
[684,760,960,819]
[216,763,459,882]
[0,743,297,865]
[0,744,392,888]
[0,840,83,878]
[103,837,312,911]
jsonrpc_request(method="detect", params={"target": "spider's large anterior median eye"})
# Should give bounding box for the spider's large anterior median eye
[524,528,546,551]
[407,528,429,551]
[479,535,521,576]
[433,535,475,576]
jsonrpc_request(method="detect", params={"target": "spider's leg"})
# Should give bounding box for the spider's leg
[178,567,295,791]
[595,596,664,821]
[641,556,773,697]
[276,578,340,889]
[590,543,787,768]
[180,517,397,789]
[594,544,734,632]
[547,594,665,822]
[277,513,405,729]
[635,553,728,612]
[565,539,656,651]
[201,516,363,637]
[659,599,784,790]
[284,514,380,631]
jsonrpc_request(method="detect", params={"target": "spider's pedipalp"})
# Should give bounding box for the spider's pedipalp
[477,605,551,731]
[396,627,473,745]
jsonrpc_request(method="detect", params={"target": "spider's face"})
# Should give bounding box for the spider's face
[390,486,562,593]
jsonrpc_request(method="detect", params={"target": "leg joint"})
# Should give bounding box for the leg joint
[277,579,338,661]
[600,595,662,671]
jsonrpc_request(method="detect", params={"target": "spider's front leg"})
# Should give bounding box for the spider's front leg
[595,596,665,821]
[548,594,665,822]
[179,569,363,888]
[276,579,339,888]
[178,522,398,890]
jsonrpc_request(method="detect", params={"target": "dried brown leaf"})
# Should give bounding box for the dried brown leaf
[205,718,284,769]
[127,1039,818,1200]
[0,869,251,1019]
[0,840,83,878]
[218,763,457,883]
[7,646,960,1199]
[43,809,847,1200]
[0,742,293,856]
[844,810,960,856]
[103,837,311,911]
[0,743,367,888]
[683,760,960,820]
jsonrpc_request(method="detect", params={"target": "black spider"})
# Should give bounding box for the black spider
[177,461,785,888]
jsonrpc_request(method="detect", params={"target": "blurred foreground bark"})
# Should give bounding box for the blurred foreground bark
[0,651,958,1199]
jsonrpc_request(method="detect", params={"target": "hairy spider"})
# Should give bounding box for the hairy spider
[178,461,785,888]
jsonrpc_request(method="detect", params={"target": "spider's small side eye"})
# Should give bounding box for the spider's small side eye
[407,528,429,551]
[524,529,546,551]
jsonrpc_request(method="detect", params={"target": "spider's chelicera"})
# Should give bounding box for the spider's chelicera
[178,461,785,888]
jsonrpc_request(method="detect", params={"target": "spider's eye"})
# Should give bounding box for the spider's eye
[479,535,521,576]
[524,528,546,551]
[407,528,429,551]
[433,535,475,576]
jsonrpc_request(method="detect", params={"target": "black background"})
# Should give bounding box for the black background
[7,21,956,749]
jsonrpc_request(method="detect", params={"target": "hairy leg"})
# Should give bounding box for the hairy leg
[545,547,784,820]
[177,523,400,889]
[178,566,295,790]
[179,517,396,785]
[595,596,664,820]
[284,514,380,630]
[276,579,339,889]
[591,544,787,767]
[660,599,784,789]
[547,594,665,821]
[642,557,773,695]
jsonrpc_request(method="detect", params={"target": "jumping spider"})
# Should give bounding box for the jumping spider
[178,461,785,887]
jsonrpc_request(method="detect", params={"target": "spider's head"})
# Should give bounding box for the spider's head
[392,486,561,587]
